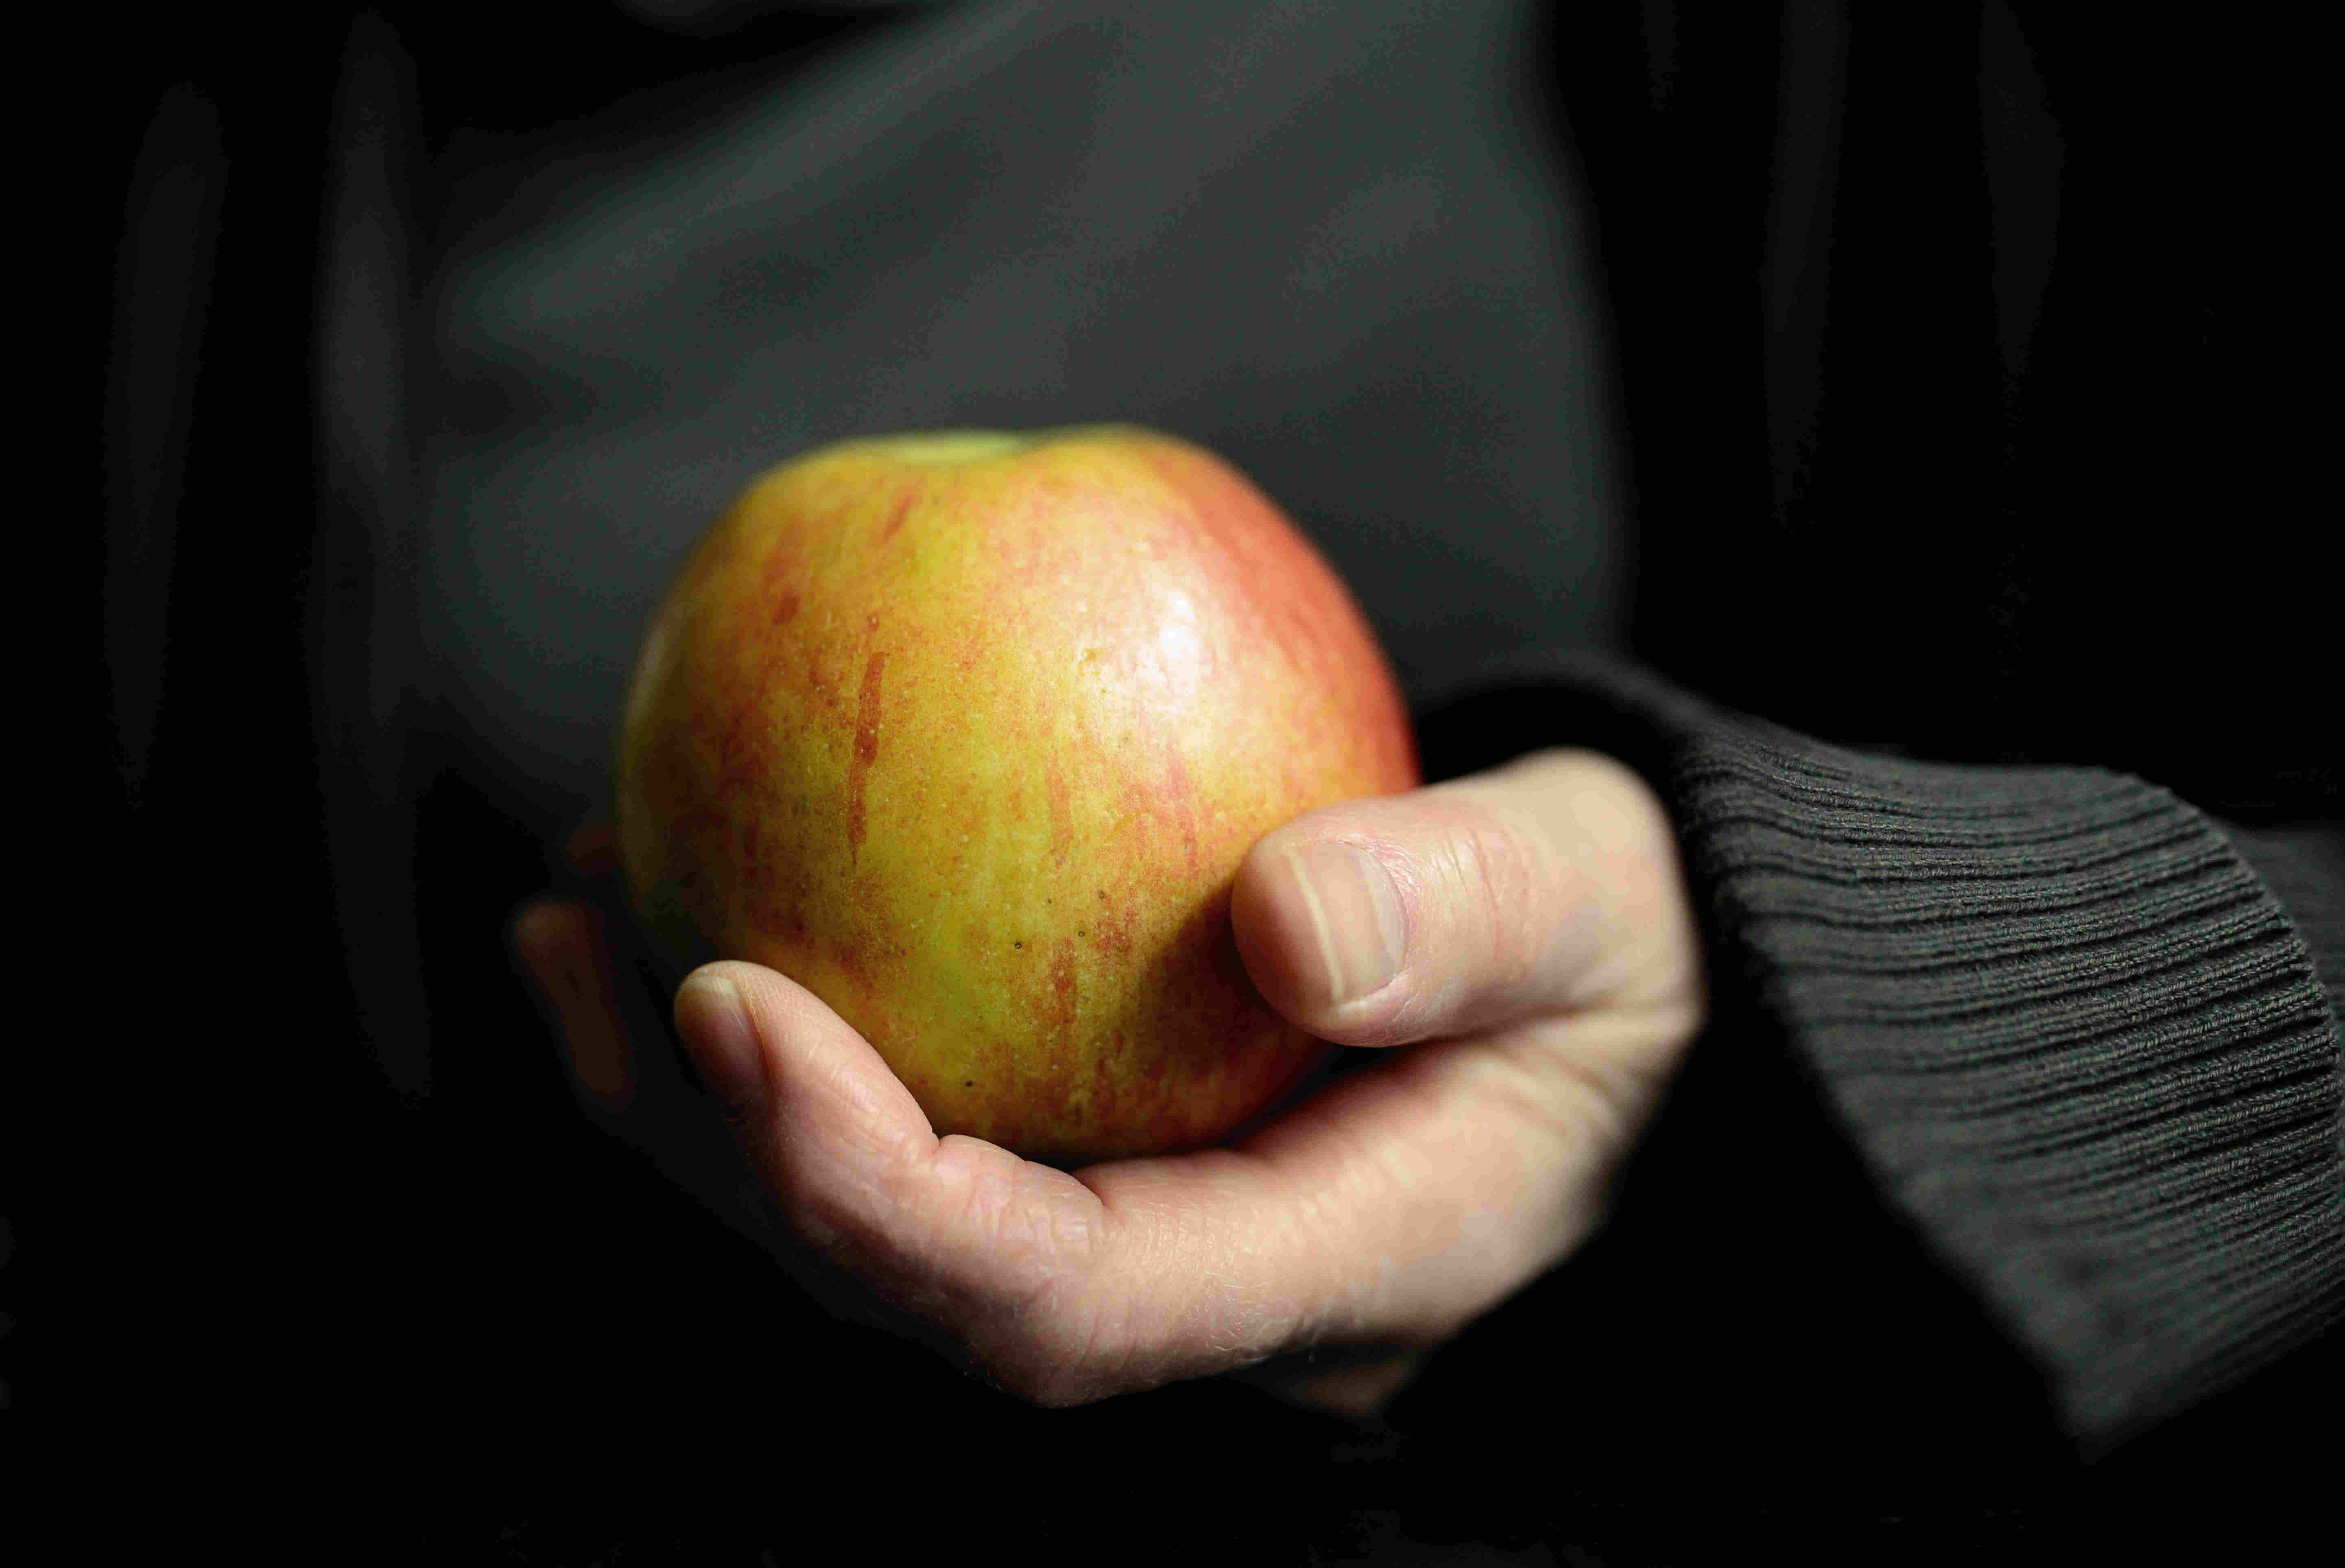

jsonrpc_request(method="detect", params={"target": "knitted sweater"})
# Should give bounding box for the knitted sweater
[1389,657,2340,1484]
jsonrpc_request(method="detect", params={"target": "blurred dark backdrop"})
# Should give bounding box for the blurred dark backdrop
[76,1,2334,1557]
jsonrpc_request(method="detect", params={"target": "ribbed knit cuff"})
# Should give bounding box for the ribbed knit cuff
[2219,822,2345,1028]
[1415,651,2345,1450]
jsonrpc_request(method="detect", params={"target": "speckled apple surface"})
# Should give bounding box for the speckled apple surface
[616,427,1419,1159]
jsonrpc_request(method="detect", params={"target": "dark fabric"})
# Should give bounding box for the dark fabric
[1393,654,2343,1468]
[2221,824,2345,1025]
[1559,3,2336,822]
[401,0,1627,818]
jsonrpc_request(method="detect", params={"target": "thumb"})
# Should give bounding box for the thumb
[1230,748,1695,1049]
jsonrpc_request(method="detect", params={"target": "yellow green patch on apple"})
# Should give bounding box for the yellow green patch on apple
[616,426,1418,1159]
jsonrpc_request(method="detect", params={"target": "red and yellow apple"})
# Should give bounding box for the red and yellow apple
[615,426,1417,1159]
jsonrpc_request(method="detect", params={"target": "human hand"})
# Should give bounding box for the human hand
[514,748,1705,1418]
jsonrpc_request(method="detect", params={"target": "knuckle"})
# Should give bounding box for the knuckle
[979,1283,1117,1407]
[908,1153,1126,1406]
[1430,804,1548,986]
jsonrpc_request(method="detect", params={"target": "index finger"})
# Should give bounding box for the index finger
[673,957,1621,1409]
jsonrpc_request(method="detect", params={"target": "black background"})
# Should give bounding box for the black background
[68,2,2335,1559]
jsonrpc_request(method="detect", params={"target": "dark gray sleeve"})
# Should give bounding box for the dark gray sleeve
[1409,652,2344,1455]
[2219,823,2345,1027]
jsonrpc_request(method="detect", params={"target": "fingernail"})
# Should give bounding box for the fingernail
[1284,841,1407,1006]
[677,972,766,1114]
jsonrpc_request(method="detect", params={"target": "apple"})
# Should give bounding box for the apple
[615,426,1418,1159]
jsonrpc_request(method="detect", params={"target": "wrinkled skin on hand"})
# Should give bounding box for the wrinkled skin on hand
[515,748,1705,1417]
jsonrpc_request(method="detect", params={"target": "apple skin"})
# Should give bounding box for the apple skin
[615,426,1419,1160]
